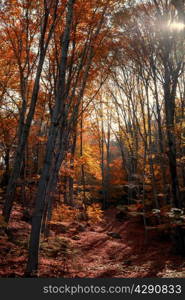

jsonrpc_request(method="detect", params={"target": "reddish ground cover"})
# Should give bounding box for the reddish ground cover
[0,206,185,278]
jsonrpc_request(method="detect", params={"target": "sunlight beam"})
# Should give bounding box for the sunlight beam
[168,22,185,31]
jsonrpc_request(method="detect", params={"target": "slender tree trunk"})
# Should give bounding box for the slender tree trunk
[3,2,59,222]
[25,0,75,276]
[151,65,167,198]
[68,130,77,206]
[4,72,42,221]
[145,82,159,209]
[80,106,86,206]
[163,67,180,207]
[104,112,111,204]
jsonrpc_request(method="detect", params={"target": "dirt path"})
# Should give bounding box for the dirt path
[50,209,185,278]
[0,206,185,277]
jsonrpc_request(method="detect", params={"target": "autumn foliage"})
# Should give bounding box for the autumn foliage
[0,0,185,278]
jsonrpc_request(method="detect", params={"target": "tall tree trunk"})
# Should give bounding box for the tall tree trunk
[151,63,167,198]
[145,82,159,209]
[164,66,180,207]
[80,105,86,206]
[25,0,75,276]
[3,2,59,222]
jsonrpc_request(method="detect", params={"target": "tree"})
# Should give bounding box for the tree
[2,0,60,222]
[112,0,185,207]
[25,0,117,276]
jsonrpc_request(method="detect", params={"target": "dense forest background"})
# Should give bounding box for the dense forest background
[0,0,185,277]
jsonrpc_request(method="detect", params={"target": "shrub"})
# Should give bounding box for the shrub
[87,203,103,224]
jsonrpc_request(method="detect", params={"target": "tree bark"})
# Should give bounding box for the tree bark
[25,0,75,276]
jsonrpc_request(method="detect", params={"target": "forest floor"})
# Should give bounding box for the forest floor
[0,201,185,278]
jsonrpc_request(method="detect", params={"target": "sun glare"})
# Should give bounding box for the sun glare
[168,22,185,31]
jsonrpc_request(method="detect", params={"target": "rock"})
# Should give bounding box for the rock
[49,222,68,234]
[72,235,81,240]
[69,228,77,234]
[76,224,86,232]
[107,232,122,239]
[123,259,132,266]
